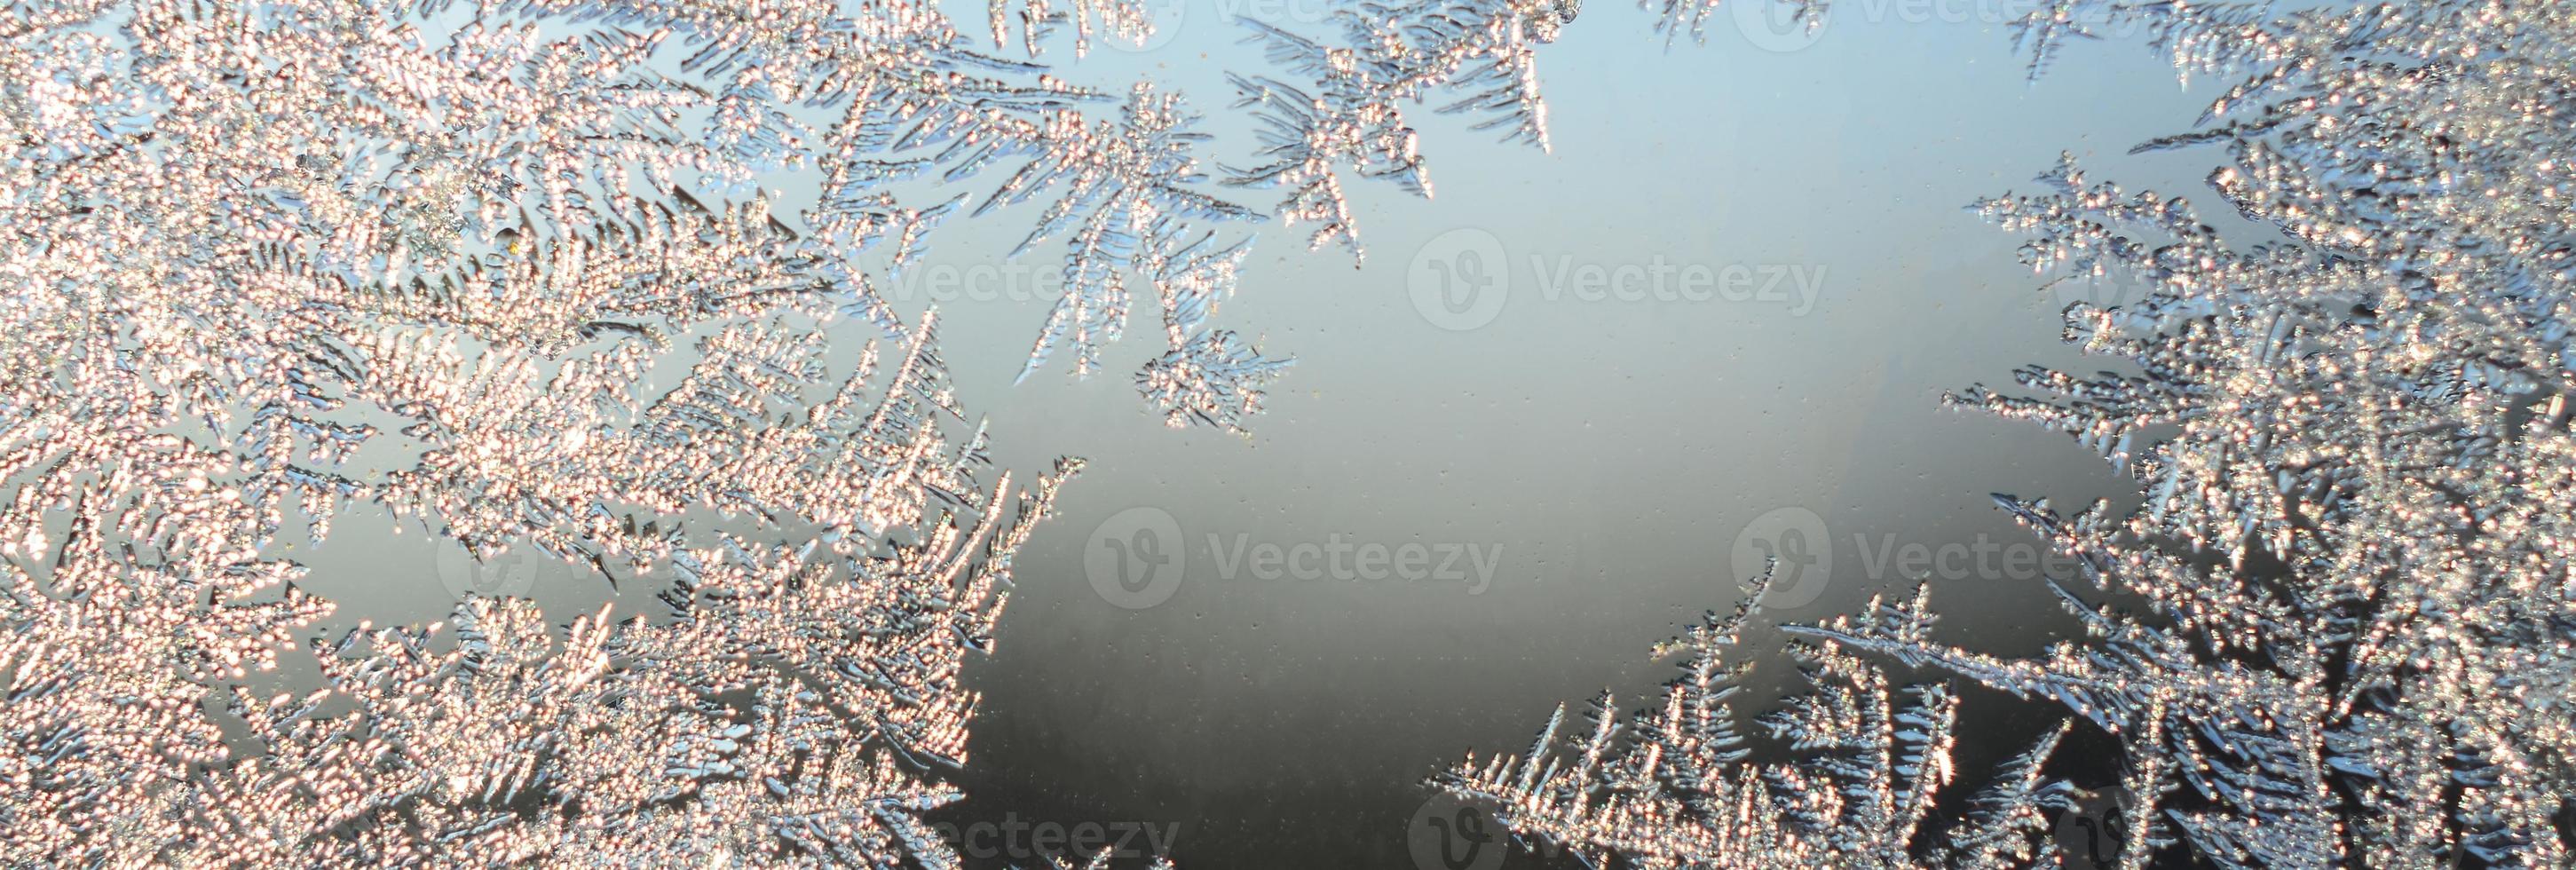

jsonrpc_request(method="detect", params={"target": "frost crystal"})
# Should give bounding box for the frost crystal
[1438,1,2576,867]
[1434,571,2081,868]
[3,0,1284,435]
[1226,0,1578,259]
[2,275,1084,863]
[0,0,1251,862]
[986,0,1158,59]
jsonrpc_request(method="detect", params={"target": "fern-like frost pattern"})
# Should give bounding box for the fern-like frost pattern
[1434,2,2576,868]
[0,0,1265,863]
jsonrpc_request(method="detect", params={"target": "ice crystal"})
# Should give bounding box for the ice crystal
[986,0,1158,59]
[2,0,1284,434]
[968,86,1271,396]
[0,0,1240,862]
[1132,230,1292,433]
[1434,569,2081,868]
[1639,0,1818,49]
[1812,3,2576,864]
[2,283,1087,864]
[1437,1,2576,868]
[0,248,1098,865]
[1225,0,1578,259]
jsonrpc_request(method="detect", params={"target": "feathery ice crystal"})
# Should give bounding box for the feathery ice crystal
[1435,569,2081,868]
[0,0,1251,862]
[1437,1,2576,867]
[2,0,1292,437]
[1225,0,1580,260]
[0,0,1608,858]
